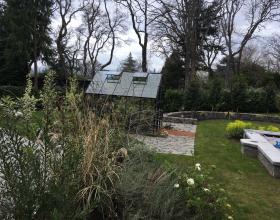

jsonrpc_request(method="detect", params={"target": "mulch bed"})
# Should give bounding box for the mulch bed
[161,128,195,138]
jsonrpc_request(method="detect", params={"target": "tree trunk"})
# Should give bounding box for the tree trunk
[33,16,38,92]
[142,33,148,72]
[34,56,38,92]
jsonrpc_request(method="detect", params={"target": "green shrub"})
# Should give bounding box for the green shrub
[185,80,203,111]
[219,89,231,111]
[0,85,25,97]
[117,145,232,219]
[178,163,233,220]
[244,88,266,113]
[208,78,222,111]
[163,89,184,112]
[258,125,280,132]
[266,125,280,132]
[275,94,280,112]
[231,75,248,112]
[226,120,253,139]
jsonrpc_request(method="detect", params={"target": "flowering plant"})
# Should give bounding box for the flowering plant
[175,163,233,219]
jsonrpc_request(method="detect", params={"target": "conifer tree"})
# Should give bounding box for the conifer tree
[0,0,53,89]
[121,53,138,72]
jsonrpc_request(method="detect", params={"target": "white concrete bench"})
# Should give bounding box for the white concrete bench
[240,139,258,148]
[258,143,280,166]
[241,129,280,177]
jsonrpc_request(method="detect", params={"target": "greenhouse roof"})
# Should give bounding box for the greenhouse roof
[86,71,162,99]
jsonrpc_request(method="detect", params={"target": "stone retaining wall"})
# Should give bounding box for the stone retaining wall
[163,116,197,125]
[164,111,280,124]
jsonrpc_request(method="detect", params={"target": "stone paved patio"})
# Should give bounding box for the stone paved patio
[134,122,196,156]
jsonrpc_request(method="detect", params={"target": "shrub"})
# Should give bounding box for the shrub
[163,89,184,112]
[264,83,277,113]
[226,120,253,139]
[275,94,280,112]
[244,88,266,113]
[219,89,231,111]
[185,80,203,111]
[117,145,232,220]
[258,125,280,132]
[0,85,25,97]
[178,163,233,220]
[230,75,248,112]
[208,78,223,111]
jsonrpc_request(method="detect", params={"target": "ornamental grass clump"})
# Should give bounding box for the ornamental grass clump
[226,120,253,139]
[0,72,126,219]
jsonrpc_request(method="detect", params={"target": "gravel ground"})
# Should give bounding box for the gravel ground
[134,122,196,156]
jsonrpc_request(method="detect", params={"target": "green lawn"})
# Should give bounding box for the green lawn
[157,120,280,220]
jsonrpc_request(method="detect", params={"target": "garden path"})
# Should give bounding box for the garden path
[134,122,196,156]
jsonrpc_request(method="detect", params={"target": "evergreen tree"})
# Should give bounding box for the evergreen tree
[29,0,53,91]
[121,53,138,72]
[0,2,6,79]
[161,52,185,91]
[184,79,203,110]
[230,75,248,112]
[0,0,30,86]
[208,78,222,111]
[0,0,53,89]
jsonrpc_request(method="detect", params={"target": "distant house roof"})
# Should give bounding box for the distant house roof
[86,71,162,99]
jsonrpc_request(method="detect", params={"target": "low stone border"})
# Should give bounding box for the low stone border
[163,116,197,125]
[164,111,280,124]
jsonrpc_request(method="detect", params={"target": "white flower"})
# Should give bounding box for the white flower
[203,188,210,192]
[195,163,201,171]
[226,204,232,208]
[14,111,23,118]
[227,216,233,220]
[187,178,195,186]
[174,183,180,188]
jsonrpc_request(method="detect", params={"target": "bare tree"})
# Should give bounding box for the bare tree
[241,43,262,65]
[220,0,280,78]
[54,0,85,81]
[264,35,280,72]
[80,0,126,76]
[152,0,222,90]
[202,32,223,76]
[115,0,159,72]
[65,34,82,76]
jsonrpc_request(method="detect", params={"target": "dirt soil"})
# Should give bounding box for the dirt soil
[161,128,195,138]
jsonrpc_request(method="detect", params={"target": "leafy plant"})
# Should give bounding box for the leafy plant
[258,125,280,132]
[163,89,184,112]
[178,163,233,220]
[226,120,253,139]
